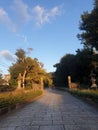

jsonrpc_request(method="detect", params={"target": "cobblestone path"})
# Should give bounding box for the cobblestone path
[0,89,98,130]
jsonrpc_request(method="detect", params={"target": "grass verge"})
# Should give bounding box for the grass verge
[0,90,43,110]
[70,89,98,105]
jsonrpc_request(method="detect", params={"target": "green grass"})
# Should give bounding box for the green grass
[0,90,43,109]
[70,89,98,103]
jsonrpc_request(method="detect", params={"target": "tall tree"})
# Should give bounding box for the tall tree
[53,49,95,87]
[77,0,98,50]
[75,48,93,84]
[53,54,77,87]
[9,48,51,89]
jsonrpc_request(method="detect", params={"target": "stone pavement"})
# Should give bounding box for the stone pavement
[0,89,98,130]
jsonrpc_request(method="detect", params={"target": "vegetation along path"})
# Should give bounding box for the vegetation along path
[0,89,98,130]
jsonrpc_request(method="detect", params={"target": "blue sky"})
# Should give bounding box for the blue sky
[0,0,94,74]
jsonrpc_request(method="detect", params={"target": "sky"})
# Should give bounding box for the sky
[0,0,94,74]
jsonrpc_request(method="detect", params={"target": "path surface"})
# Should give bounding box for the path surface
[0,89,98,130]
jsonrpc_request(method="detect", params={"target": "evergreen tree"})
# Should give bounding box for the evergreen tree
[77,0,98,50]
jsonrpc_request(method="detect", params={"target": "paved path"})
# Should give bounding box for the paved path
[0,89,98,130]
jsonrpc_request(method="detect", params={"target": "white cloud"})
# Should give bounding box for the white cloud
[12,0,31,23]
[33,5,61,26]
[0,8,16,32]
[0,8,10,23]
[0,50,17,62]
[11,0,62,27]
[51,6,60,16]
[0,0,62,29]
[16,34,28,43]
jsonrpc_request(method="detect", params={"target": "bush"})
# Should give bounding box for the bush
[0,90,43,109]
[0,85,16,92]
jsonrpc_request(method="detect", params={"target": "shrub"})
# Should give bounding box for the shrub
[0,85,16,92]
[0,90,43,109]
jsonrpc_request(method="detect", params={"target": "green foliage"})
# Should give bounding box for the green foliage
[53,0,98,88]
[77,0,98,50]
[75,48,93,84]
[0,90,43,109]
[0,85,16,92]
[53,54,76,86]
[53,48,98,87]
[15,48,26,63]
[70,89,98,103]
[43,73,53,87]
[0,73,5,85]
[9,48,52,89]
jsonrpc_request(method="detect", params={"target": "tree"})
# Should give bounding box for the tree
[9,48,50,89]
[77,0,98,50]
[94,0,98,8]
[15,48,26,63]
[53,49,96,87]
[53,0,98,88]
[77,0,98,84]
[43,72,53,88]
[75,48,93,84]
[0,73,4,85]
[53,54,77,87]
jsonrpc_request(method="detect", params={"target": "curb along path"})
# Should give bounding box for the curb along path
[0,89,98,130]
